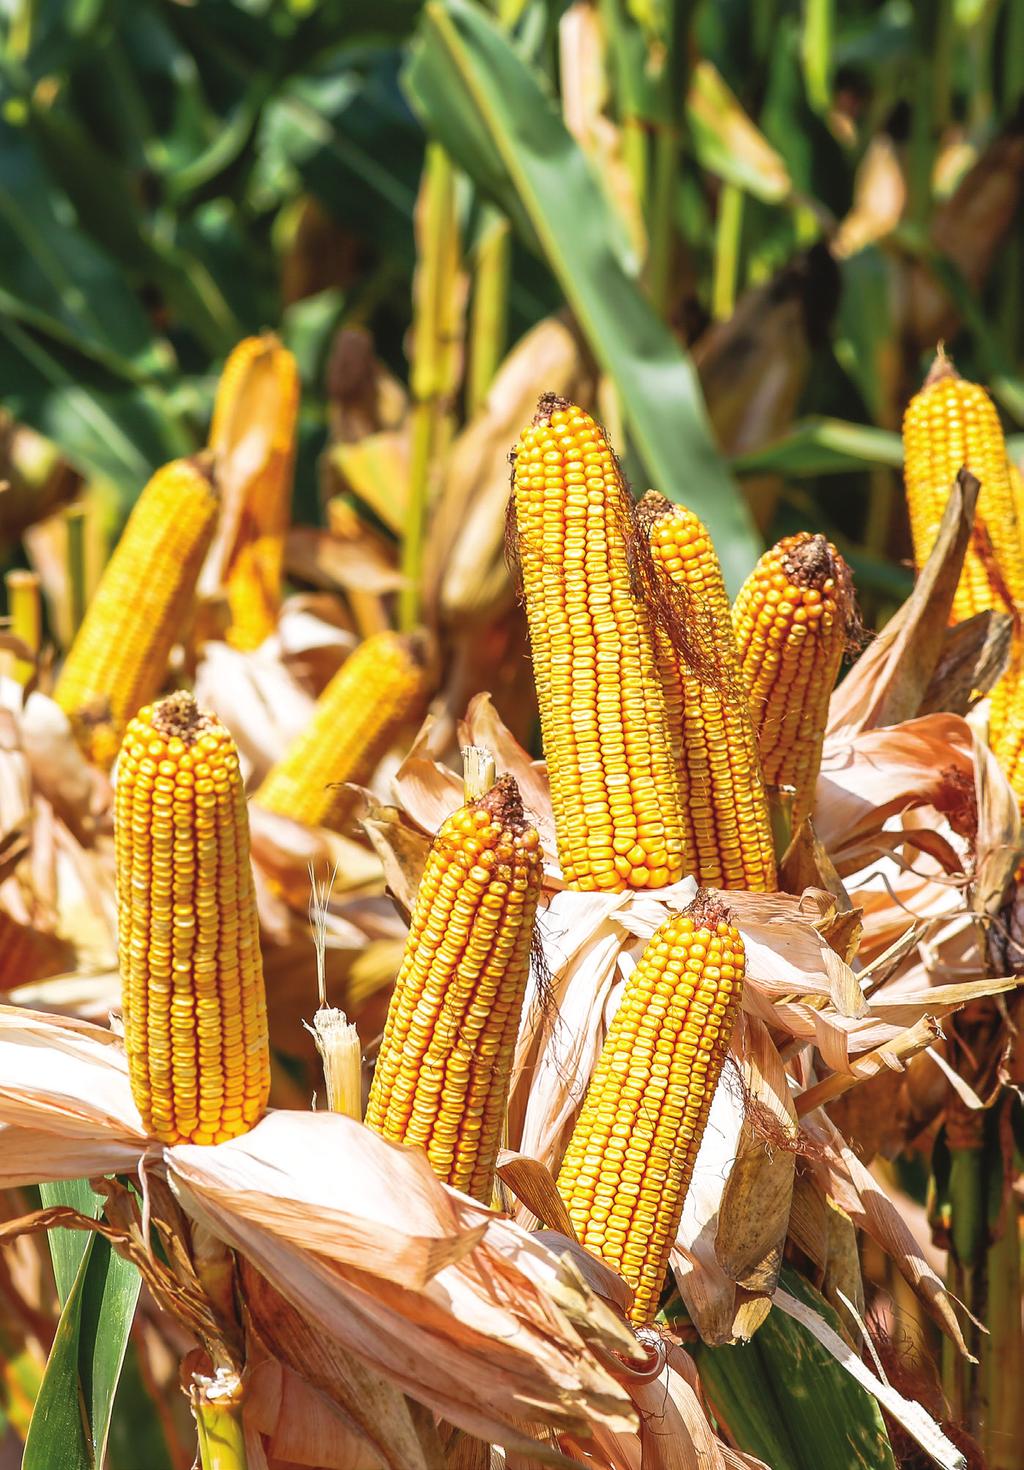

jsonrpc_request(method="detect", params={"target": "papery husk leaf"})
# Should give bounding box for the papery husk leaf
[0,1006,145,1150]
[801,1112,971,1355]
[496,1152,576,1238]
[195,640,319,784]
[169,1113,485,1290]
[778,818,855,914]
[795,1014,942,1116]
[391,715,466,836]
[360,812,432,915]
[715,1017,796,1297]
[827,472,978,742]
[670,1070,744,1345]
[329,433,410,537]
[719,891,864,1018]
[458,695,554,856]
[633,1348,727,1470]
[919,610,1013,717]
[244,1280,427,1470]
[285,526,403,596]
[816,713,977,874]
[427,317,594,622]
[246,1355,388,1469]
[772,1288,966,1470]
[18,692,99,840]
[166,1113,636,1443]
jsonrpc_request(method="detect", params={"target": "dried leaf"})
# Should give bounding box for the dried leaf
[715,1018,796,1297]
[919,610,1013,716]
[827,472,979,742]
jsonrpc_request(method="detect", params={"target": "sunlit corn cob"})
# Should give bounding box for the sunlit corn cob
[54,459,219,767]
[254,630,431,832]
[903,349,1024,625]
[991,461,1024,799]
[640,493,776,891]
[510,396,685,891]
[365,775,542,1201]
[732,533,854,827]
[208,335,300,651]
[557,893,744,1324]
[116,692,270,1146]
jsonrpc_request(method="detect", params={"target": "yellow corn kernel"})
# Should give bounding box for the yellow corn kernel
[557,892,744,1324]
[116,692,270,1146]
[209,335,300,651]
[732,533,854,827]
[640,492,776,891]
[254,630,432,832]
[903,349,1024,623]
[54,459,219,767]
[510,396,685,892]
[365,775,543,1202]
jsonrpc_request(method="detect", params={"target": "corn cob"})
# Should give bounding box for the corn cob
[640,493,776,891]
[254,630,431,832]
[116,692,270,1145]
[990,462,1024,799]
[510,396,685,891]
[732,533,854,827]
[903,349,1024,625]
[557,892,744,1324]
[54,460,219,767]
[209,335,300,651]
[365,775,542,1201]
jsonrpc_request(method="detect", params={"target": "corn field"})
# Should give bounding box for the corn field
[1,2,1024,1468]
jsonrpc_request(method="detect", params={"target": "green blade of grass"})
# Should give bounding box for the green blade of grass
[404,0,762,592]
[25,1180,142,1470]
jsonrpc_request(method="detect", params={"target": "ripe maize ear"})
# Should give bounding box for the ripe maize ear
[510,396,685,892]
[557,892,744,1324]
[640,492,776,891]
[208,335,300,651]
[365,775,542,1201]
[116,692,270,1146]
[254,630,432,832]
[732,532,854,827]
[903,350,1024,624]
[54,460,219,767]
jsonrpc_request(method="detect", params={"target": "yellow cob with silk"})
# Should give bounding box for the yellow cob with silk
[903,349,1024,626]
[208,334,300,651]
[116,692,270,1146]
[510,396,685,892]
[364,774,542,1202]
[557,892,744,1325]
[640,492,776,891]
[732,532,854,828]
[254,629,431,832]
[54,459,219,767]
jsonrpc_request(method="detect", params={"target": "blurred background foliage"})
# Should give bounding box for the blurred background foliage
[1,0,1023,627]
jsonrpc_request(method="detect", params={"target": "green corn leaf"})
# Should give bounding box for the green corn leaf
[732,417,904,477]
[24,1180,142,1470]
[404,0,762,593]
[694,1267,898,1470]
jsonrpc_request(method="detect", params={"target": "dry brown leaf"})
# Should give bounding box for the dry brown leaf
[715,1017,796,1297]
[919,610,1013,717]
[827,472,979,743]
[425,317,594,623]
